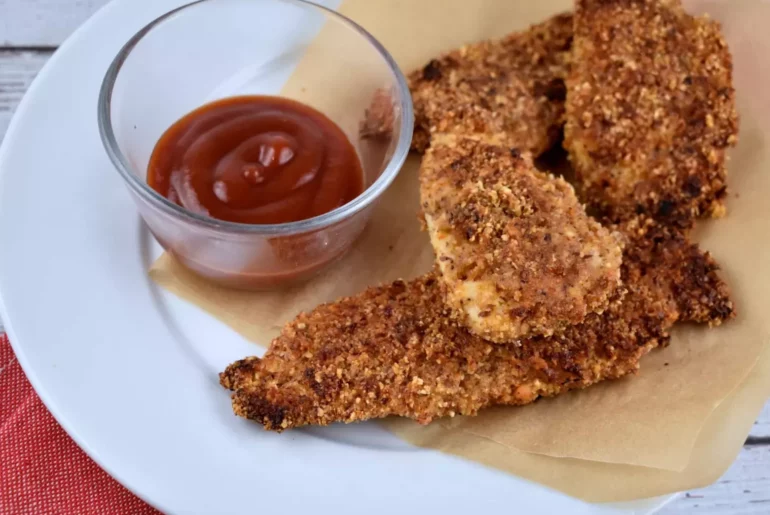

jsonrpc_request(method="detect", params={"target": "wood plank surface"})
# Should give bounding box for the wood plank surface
[662,446,770,514]
[750,404,770,440]
[0,1,768,513]
[0,50,52,140]
[0,0,108,46]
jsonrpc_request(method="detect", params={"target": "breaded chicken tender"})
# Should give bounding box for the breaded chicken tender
[220,219,733,431]
[420,133,623,342]
[406,13,573,155]
[565,0,738,226]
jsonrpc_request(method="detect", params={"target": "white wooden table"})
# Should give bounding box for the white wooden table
[1,1,768,513]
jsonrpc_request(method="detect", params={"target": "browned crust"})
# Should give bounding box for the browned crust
[221,0,738,432]
[618,216,734,325]
[564,0,739,226]
[406,13,573,156]
[360,88,396,140]
[220,218,733,431]
[421,134,623,342]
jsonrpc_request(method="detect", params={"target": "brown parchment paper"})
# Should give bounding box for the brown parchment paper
[150,0,770,501]
[385,342,770,503]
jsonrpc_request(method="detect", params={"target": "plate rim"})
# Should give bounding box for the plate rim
[0,4,192,510]
[0,1,678,513]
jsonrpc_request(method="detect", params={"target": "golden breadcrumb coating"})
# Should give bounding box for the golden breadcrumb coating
[406,13,573,155]
[565,0,738,226]
[617,216,733,325]
[420,133,623,342]
[220,1,739,433]
[220,218,733,431]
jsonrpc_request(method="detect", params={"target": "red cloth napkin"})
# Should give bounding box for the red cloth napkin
[0,334,160,514]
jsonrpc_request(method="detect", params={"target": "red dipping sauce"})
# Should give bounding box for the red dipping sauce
[148,95,365,225]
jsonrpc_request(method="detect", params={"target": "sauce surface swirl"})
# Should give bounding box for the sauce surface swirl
[148,95,364,225]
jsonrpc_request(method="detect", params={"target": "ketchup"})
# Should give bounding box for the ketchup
[147,95,365,225]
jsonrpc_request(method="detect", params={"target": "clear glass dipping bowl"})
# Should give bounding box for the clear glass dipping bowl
[98,0,413,290]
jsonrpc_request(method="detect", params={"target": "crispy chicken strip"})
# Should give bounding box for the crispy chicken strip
[565,0,738,226]
[420,133,623,342]
[220,219,733,431]
[618,216,733,325]
[404,13,573,155]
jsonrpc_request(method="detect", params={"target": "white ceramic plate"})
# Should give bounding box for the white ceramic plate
[0,0,675,513]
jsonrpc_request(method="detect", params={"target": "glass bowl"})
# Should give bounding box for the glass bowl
[98,0,413,290]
